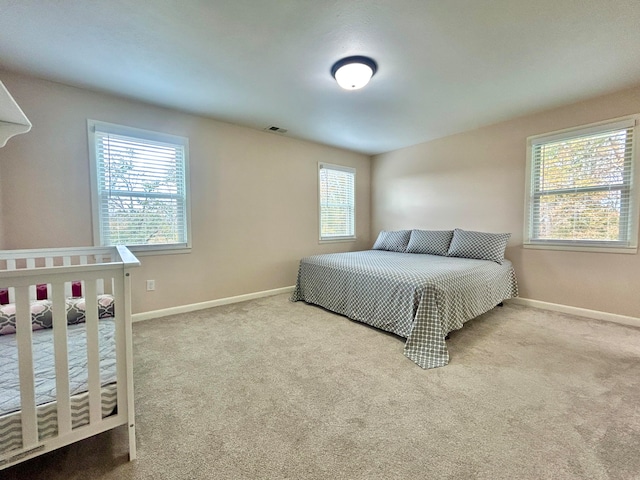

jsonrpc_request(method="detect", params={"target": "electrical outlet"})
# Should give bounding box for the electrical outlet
[146,280,155,291]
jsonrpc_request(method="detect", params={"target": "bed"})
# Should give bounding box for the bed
[291,229,519,369]
[0,246,139,470]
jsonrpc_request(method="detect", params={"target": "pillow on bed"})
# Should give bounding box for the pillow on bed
[66,294,116,325]
[0,295,115,335]
[0,300,53,335]
[406,230,454,256]
[447,228,511,264]
[372,230,411,252]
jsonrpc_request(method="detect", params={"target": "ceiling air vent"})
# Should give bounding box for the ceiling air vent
[264,125,288,134]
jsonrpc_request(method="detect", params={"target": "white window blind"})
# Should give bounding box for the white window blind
[525,116,638,250]
[319,163,356,241]
[89,120,190,249]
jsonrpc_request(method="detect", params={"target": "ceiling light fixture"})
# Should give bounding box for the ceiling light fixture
[331,56,378,90]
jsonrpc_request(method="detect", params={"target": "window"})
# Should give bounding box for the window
[88,120,190,252]
[318,163,356,241]
[524,116,639,252]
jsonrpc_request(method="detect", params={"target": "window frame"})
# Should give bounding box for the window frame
[87,119,192,255]
[318,162,356,243]
[523,115,640,254]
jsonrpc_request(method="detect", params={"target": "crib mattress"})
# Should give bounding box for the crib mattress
[0,319,117,454]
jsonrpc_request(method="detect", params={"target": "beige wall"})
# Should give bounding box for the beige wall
[373,85,640,318]
[0,72,371,314]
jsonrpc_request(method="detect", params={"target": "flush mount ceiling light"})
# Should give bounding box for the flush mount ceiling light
[331,56,378,90]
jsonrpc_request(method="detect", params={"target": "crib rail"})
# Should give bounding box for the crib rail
[0,245,139,303]
[0,246,139,470]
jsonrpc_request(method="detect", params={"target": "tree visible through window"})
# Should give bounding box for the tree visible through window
[319,163,355,240]
[88,120,190,249]
[525,117,638,250]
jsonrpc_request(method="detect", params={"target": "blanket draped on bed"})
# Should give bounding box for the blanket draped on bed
[291,250,518,369]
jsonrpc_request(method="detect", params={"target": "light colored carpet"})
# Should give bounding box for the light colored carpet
[4,294,640,480]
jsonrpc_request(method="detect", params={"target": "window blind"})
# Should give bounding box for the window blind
[528,119,636,247]
[93,127,188,247]
[319,163,355,240]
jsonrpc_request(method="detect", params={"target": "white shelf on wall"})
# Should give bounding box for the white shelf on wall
[0,80,31,147]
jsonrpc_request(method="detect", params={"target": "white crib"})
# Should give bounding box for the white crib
[0,245,139,470]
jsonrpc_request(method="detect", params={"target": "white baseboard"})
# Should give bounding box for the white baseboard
[508,297,640,328]
[132,285,296,323]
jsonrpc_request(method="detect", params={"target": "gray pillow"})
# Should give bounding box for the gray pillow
[406,230,454,256]
[372,230,411,252]
[447,228,511,264]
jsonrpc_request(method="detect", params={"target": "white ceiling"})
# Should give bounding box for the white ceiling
[2,0,640,155]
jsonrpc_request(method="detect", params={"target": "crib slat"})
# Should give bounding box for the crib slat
[8,257,17,302]
[114,275,126,420]
[15,286,39,449]
[84,280,102,425]
[27,259,37,301]
[63,257,72,298]
[119,270,137,460]
[52,283,72,436]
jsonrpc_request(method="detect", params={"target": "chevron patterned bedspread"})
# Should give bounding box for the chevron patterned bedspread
[291,250,518,369]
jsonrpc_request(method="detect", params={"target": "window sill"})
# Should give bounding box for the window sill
[523,243,638,254]
[121,245,192,256]
[319,237,357,244]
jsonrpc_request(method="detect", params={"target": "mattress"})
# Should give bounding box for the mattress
[0,319,117,454]
[291,250,518,369]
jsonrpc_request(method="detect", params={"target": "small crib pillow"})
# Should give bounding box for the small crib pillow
[67,294,115,325]
[0,300,53,335]
[0,294,115,335]
[372,230,411,252]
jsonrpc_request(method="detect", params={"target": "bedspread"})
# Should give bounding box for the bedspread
[291,250,518,368]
